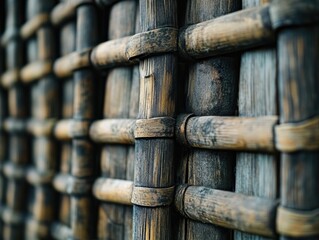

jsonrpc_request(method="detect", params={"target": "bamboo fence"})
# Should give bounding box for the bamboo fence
[0,0,318,239]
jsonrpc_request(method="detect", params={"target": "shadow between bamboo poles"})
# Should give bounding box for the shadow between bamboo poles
[275,0,319,239]
[71,3,98,240]
[177,0,240,239]
[97,1,137,239]
[3,0,27,239]
[235,0,278,239]
[133,1,177,239]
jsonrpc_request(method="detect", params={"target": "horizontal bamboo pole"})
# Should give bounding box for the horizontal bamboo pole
[20,60,52,83]
[54,49,91,78]
[93,178,133,205]
[90,36,137,69]
[175,185,278,237]
[20,13,50,40]
[1,69,19,88]
[89,119,135,144]
[54,119,73,140]
[179,5,274,59]
[177,115,278,152]
[50,0,93,26]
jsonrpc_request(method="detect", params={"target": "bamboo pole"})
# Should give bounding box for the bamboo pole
[235,1,278,240]
[70,2,98,239]
[96,1,137,239]
[275,0,319,239]
[178,0,240,239]
[2,0,28,239]
[133,1,177,239]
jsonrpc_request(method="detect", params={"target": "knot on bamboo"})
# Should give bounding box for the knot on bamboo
[270,0,319,29]
[3,162,26,179]
[2,207,24,225]
[126,27,178,60]
[27,119,56,137]
[1,69,20,88]
[4,118,27,133]
[276,206,319,237]
[54,49,92,78]
[53,174,92,195]
[21,13,51,40]
[131,186,175,207]
[26,168,55,185]
[71,119,91,138]
[275,115,319,152]
[134,117,175,139]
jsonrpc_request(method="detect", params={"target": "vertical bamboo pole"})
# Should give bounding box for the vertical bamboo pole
[235,1,277,240]
[133,1,177,239]
[3,0,28,239]
[276,1,319,239]
[0,1,7,236]
[25,1,58,239]
[71,3,98,239]
[57,18,76,229]
[97,1,137,239]
[182,0,240,239]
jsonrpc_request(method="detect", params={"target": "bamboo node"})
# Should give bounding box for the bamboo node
[277,206,319,237]
[21,13,51,40]
[21,60,53,83]
[131,186,175,207]
[27,119,56,137]
[134,117,175,139]
[175,113,194,146]
[270,0,319,29]
[275,115,319,152]
[126,27,178,60]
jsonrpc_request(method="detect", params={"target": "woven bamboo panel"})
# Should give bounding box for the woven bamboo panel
[0,0,318,239]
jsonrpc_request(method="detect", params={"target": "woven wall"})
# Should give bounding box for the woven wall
[0,0,318,239]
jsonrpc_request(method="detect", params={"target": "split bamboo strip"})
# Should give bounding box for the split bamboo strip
[51,5,76,238]
[133,1,177,239]
[70,3,98,239]
[177,0,240,239]
[24,1,58,238]
[2,0,28,239]
[96,1,137,239]
[276,0,319,239]
[235,1,278,240]
[175,185,278,237]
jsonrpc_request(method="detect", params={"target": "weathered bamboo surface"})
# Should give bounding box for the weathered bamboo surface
[0,0,318,239]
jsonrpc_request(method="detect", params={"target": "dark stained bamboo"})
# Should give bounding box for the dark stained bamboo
[276,0,319,239]
[177,1,240,239]
[70,3,98,239]
[235,1,278,240]
[133,1,177,239]
[3,0,28,239]
[96,1,137,239]
[25,1,58,239]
